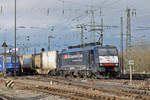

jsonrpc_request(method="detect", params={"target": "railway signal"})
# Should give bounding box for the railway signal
[129,60,134,85]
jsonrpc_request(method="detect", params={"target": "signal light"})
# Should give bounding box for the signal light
[104,63,114,66]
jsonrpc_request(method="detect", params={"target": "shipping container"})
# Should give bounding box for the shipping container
[35,51,58,74]
[22,54,33,69]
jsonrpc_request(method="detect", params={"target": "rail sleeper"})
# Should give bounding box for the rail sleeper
[4,79,131,100]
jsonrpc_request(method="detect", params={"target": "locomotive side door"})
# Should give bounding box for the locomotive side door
[92,48,101,72]
[89,50,95,69]
[83,51,90,70]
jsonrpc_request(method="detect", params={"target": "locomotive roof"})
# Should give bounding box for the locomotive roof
[60,46,96,54]
[60,45,117,54]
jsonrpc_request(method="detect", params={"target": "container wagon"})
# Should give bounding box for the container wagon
[21,51,58,74]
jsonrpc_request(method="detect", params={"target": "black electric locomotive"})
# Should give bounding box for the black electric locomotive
[57,44,120,78]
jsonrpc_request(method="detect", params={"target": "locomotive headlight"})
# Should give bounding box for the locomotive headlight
[100,63,103,66]
[115,63,118,66]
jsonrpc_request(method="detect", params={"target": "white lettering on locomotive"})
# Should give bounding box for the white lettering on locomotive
[99,56,118,63]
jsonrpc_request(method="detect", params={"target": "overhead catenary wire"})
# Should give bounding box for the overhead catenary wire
[0,0,149,53]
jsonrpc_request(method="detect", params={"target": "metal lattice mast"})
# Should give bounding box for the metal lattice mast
[126,8,131,52]
[90,9,96,43]
[76,24,86,46]
[120,17,124,74]
[100,18,103,46]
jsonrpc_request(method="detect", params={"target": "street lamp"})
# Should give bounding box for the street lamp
[2,42,8,77]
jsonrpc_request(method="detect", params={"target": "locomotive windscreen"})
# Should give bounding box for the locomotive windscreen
[98,48,117,56]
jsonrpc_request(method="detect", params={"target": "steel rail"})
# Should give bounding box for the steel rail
[27,76,150,100]
[23,76,150,100]
[15,81,129,100]
[0,79,130,100]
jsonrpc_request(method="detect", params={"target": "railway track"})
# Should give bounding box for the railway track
[0,94,14,100]
[0,78,129,100]
[119,74,150,80]
[0,96,7,100]
[1,74,150,100]
[19,76,150,100]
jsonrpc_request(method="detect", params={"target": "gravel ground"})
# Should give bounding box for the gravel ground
[0,77,70,100]
[0,76,149,100]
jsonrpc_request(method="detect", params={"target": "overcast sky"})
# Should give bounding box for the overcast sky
[0,0,150,54]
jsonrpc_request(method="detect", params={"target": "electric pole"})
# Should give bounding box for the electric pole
[34,48,36,55]
[120,17,124,74]
[76,24,86,47]
[85,18,118,46]
[14,0,17,77]
[48,35,54,51]
[0,6,2,14]
[126,8,131,52]
[100,18,103,46]
[90,9,96,43]
[26,36,29,53]
[126,8,132,74]
[99,8,102,16]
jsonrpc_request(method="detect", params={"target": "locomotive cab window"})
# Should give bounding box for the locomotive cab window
[98,48,117,56]
[89,50,94,64]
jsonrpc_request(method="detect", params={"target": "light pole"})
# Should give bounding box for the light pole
[14,0,17,77]
[2,42,8,78]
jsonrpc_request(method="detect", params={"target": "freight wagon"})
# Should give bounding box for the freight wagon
[20,51,58,74]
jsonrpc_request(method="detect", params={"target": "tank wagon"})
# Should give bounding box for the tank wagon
[0,54,20,75]
[57,45,120,77]
[20,51,58,74]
